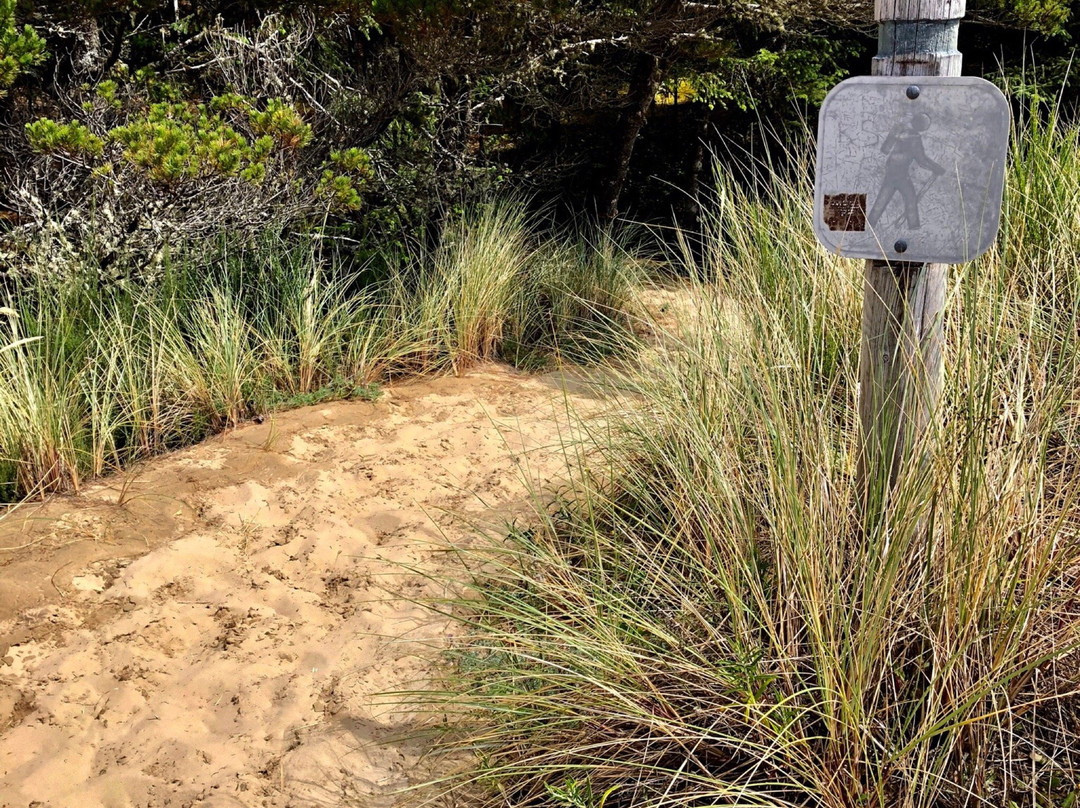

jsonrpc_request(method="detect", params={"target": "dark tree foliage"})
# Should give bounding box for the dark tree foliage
[0,0,1073,278]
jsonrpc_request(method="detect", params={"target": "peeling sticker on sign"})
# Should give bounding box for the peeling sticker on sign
[823,194,867,232]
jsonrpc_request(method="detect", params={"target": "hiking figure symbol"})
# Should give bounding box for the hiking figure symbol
[867,111,944,230]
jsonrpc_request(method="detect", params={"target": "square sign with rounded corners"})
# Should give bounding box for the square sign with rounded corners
[813,76,1010,264]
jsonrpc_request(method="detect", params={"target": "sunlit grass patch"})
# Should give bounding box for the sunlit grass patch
[0,206,642,501]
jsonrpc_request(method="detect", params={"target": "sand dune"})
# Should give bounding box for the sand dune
[0,365,597,808]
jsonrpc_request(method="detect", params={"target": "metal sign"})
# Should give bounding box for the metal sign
[813,76,1010,264]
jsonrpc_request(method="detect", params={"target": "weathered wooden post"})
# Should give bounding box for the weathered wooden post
[812,0,1009,507]
[858,0,963,496]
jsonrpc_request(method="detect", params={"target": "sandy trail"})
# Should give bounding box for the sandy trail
[0,364,600,808]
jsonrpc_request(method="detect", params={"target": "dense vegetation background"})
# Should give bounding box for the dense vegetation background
[0,0,1076,280]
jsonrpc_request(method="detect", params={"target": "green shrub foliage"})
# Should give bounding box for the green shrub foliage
[0,0,45,96]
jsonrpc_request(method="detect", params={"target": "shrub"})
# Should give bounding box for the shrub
[8,82,371,281]
[0,0,45,96]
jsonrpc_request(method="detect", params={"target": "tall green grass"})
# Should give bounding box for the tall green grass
[0,203,642,502]
[436,111,1080,807]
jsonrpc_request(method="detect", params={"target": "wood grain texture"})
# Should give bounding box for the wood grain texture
[870,52,962,77]
[858,262,946,490]
[875,0,965,20]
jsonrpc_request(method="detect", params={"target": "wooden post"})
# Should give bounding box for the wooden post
[858,0,964,499]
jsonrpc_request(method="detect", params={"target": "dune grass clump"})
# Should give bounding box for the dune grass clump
[441,202,533,371]
[381,200,535,375]
[438,111,1080,808]
[386,202,644,374]
[504,230,644,369]
[0,205,642,502]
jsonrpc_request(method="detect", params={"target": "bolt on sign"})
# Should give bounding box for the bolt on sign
[813,76,1011,264]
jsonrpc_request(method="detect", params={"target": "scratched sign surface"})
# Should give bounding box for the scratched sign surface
[813,76,1010,264]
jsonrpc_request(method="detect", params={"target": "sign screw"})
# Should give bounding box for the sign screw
[906,85,920,100]
[894,239,908,253]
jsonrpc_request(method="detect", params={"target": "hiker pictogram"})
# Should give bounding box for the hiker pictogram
[867,112,944,229]
[814,76,1010,263]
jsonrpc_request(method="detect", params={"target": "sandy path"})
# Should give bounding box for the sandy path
[0,364,599,808]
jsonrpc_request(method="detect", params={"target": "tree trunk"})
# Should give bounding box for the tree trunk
[72,16,103,80]
[599,51,662,224]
